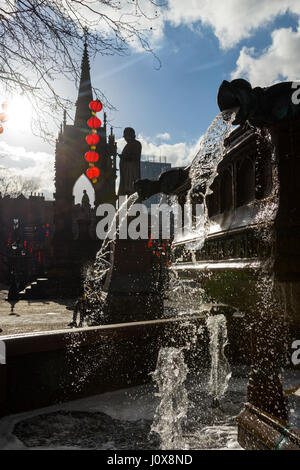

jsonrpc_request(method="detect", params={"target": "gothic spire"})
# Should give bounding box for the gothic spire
[74,41,93,128]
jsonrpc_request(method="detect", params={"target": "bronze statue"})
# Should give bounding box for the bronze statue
[217,78,300,127]
[118,127,141,196]
[81,189,90,210]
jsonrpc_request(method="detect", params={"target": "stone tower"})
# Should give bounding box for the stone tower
[49,43,117,296]
[54,42,117,240]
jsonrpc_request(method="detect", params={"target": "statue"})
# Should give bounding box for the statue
[118,127,141,196]
[217,78,300,127]
[81,189,90,210]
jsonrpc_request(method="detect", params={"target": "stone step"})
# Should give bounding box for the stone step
[19,277,82,300]
[19,278,49,300]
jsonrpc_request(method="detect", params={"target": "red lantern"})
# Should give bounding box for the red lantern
[85,151,99,163]
[89,100,103,113]
[87,116,101,129]
[86,166,100,180]
[86,133,100,146]
[0,125,3,134]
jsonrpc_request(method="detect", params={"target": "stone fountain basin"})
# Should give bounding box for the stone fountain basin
[0,372,249,450]
[0,316,213,418]
[0,369,298,450]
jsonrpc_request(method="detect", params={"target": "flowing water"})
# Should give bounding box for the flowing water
[66,108,248,449]
[83,109,236,323]
[184,109,237,251]
[150,110,237,448]
[150,347,189,450]
[1,110,298,450]
[206,314,232,405]
[80,109,238,448]
[83,193,139,323]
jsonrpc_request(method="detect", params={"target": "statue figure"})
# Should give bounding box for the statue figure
[81,189,90,210]
[217,78,300,127]
[118,127,141,196]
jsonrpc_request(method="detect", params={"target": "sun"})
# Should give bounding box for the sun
[6,94,33,132]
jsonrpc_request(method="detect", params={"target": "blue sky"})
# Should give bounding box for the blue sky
[1,0,300,201]
[102,10,299,144]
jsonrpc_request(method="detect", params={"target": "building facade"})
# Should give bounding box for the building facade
[0,44,117,297]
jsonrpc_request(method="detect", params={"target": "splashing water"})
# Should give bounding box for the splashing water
[206,314,232,405]
[151,111,236,446]
[189,110,237,191]
[84,110,237,320]
[83,193,139,323]
[151,347,189,450]
[178,109,237,251]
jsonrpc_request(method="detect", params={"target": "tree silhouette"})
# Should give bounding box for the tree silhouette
[0,168,39,197]
[0,0,163,140]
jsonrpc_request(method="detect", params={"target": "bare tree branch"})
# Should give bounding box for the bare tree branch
[0,167,39,197]
[0,0,164,142]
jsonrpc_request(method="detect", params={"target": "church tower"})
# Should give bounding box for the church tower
[50,43,117,296]
[54,42,117,240]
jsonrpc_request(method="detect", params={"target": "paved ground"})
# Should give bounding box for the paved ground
[0,285,74,336]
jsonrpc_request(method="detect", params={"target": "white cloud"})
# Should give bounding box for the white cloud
[0,141,54,198]
[67,0,300,52]
[66,0,165,52]
[118,134,202,169]
[0,132,202,202]
[166,0,300,49]
[156,132,171,141]
[231,21,300,86]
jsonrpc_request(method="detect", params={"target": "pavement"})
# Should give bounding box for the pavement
[0,285,74,336]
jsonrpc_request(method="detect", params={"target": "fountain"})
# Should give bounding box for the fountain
[206,314,232,407]
[134,78,300,449]
[0,79,300,450]
[151,347,189,450]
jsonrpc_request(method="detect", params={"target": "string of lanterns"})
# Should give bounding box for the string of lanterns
[0,102,8,134]
[85,99,103,183]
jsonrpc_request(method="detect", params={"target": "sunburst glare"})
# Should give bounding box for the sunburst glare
[6,95,33,132]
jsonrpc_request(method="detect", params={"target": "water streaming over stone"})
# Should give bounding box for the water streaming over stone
[75,109,240,447]
[184,109,237,252]
[206,314,232,405]
[83,110,236,323]
[150,347,189,450]
[150,110,237,448]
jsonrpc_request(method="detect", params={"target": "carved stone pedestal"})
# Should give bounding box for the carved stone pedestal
[103,239,166,323]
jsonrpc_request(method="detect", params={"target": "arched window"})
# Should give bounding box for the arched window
[236,158,255,207]
[220,168,233,213]
[73,174,95,207]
